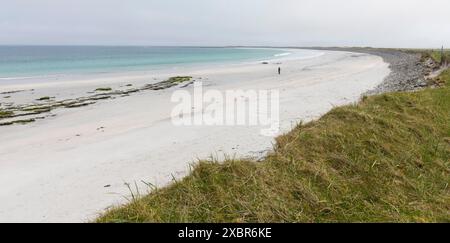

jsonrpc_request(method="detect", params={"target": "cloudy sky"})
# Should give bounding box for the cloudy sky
[1,0,449,48]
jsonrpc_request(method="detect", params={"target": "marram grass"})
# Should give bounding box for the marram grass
[98,70,450,223]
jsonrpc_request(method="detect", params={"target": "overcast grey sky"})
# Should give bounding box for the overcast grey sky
[1,0,449,48]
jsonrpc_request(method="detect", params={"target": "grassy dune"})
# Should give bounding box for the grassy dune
[98,69,450,223]
[417,49,450,64]
[429,50,450,64]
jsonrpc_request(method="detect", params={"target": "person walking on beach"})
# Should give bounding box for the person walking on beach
[278,67,281,75]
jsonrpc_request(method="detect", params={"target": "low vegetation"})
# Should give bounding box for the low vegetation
[36,96,51,101]
[0,109,13,119]
[0,76,194,127]
[98,69,450,223]
[143,76,193,91]
[95,87,113,92]
[429,50,449,64]
[167,76,193,84]
[0,118,36,126]
[406,49,450,64]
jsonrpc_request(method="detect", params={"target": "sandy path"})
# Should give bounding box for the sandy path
[0,50,390,222]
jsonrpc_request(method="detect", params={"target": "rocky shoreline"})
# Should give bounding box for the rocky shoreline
[0,76,194,126]
[299,47,441,95]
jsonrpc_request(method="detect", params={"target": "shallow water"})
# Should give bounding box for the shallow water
[0,46,287,79]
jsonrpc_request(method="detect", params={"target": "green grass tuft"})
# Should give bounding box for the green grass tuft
[419,49,450,64]
[98,70,450,223]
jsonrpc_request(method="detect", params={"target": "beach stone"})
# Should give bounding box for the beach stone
[299,47,435,94]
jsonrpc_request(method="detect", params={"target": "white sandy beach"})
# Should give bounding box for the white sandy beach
[0,49,390,222]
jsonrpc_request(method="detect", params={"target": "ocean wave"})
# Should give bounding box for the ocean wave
[0,75,60,81]
[274,52,292,57]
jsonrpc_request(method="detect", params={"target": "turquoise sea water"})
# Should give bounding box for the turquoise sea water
[0,46,285,79]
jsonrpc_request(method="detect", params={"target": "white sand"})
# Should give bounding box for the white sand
[0,50,390,222]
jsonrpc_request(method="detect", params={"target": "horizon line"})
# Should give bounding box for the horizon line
[0,44,445,50]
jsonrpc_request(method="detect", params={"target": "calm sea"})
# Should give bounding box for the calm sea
[0,46,285,79]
